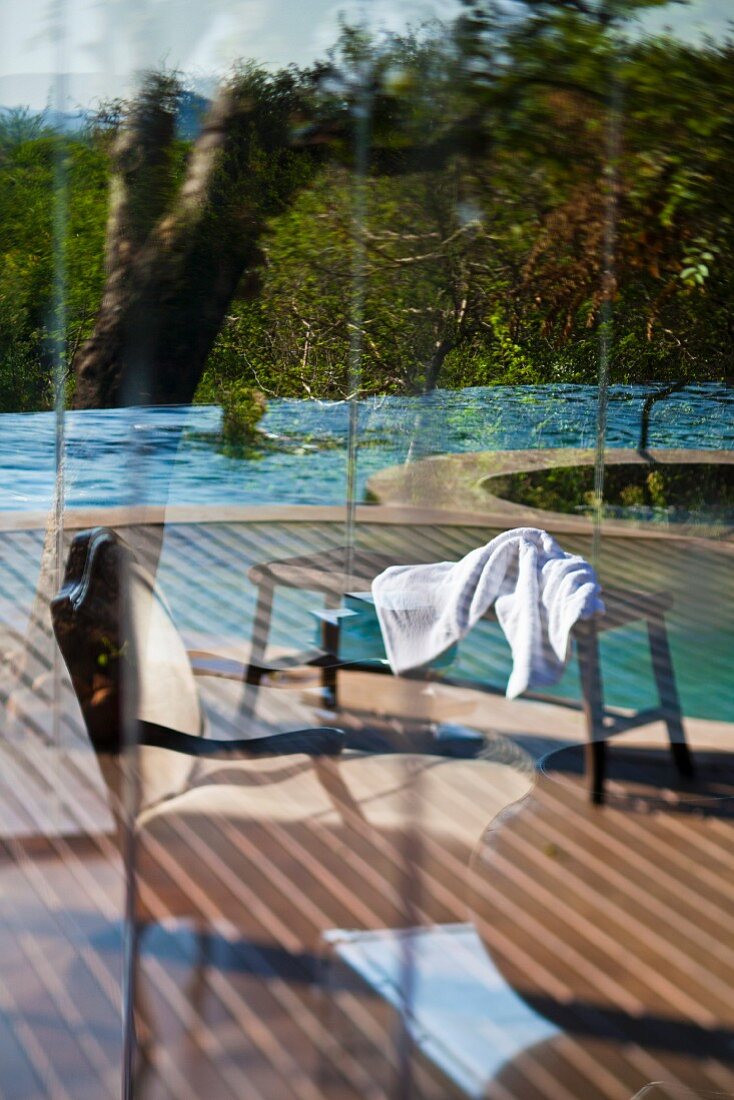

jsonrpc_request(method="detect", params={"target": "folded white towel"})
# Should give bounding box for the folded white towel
[371,528,604,698]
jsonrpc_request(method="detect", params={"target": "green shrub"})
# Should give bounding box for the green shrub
[619,483,645,507]
[645,469,667,508]
[487,462,734,520]
[219,382,267,446]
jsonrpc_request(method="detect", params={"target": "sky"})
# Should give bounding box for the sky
[0,0,730,112]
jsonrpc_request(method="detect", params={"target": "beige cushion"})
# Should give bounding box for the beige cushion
[131,563,201,739]
[128,563,202,810]
[135,751,531,949]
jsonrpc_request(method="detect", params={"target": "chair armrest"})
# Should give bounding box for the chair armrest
[139,721,345,758]
[188,651,248,680]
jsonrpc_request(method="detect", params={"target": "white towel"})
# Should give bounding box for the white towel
[371,528,604,699]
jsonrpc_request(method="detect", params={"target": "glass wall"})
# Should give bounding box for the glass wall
[1,0,732,1096]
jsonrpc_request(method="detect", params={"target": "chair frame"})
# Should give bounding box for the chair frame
[243,548,695,803]
[51,527,345,762]
[50,526,348,1099]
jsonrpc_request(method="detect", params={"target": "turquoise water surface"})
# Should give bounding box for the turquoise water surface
[1,383,731,511]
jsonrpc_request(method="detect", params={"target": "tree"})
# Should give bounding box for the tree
[466,0,734,382]
[71,67,316,408]
[201,2,734,402]
[2,3,732,411]
[0,114,108,410]
[216,161,520,400]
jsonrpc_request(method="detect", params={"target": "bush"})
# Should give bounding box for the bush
[219,382,267,446]
[487,462,734,521]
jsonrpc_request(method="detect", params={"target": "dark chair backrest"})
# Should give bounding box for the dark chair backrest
[53,527,346,822]
[52,526,204,748]
[51,527,201,809]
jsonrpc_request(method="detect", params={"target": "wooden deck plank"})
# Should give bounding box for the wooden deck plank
[1,516,733,1098]
[470,745,734,1099]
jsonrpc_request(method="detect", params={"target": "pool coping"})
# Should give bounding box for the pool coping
[2,502,733,558]
[2,447,732,551]
[365,447,734,545]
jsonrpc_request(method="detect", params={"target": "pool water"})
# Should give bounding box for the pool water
[2,383,731,723]
[0,383,731,511]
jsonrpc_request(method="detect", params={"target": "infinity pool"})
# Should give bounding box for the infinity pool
[3,384,731,722]
[1,384,731,511]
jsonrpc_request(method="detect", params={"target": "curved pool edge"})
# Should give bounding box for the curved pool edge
[366,447,734,547]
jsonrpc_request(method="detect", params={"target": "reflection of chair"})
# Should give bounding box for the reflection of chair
[51,527,532,1085]
[245,547,694,803]
[573,587,694,803]
[470,743,734,1100]
[321,922,560,1098]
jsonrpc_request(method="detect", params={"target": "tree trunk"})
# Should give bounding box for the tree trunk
[73,72,304,408]
[423,336,454,394]
[71,76,179,407]
[638,379,686,452]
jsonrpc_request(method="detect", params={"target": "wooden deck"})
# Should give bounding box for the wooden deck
[471,744,734,1100]
[1,512,732,1098]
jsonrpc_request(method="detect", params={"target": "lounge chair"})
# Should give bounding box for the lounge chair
[50,527,532,1080]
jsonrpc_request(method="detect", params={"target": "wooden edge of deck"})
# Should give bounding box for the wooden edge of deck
[2,502,732,552]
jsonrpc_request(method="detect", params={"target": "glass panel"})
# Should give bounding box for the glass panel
[2,0,732,1096]
[1,3,124,1096]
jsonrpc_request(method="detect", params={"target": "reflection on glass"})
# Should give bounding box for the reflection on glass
[1,0,732,1095]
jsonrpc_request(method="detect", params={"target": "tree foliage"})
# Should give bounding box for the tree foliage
[0,113,109,408]
[203,3,734,400]
[0,2,732,412]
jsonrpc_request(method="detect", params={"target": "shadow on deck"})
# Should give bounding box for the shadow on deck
[1,514,732,1099]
